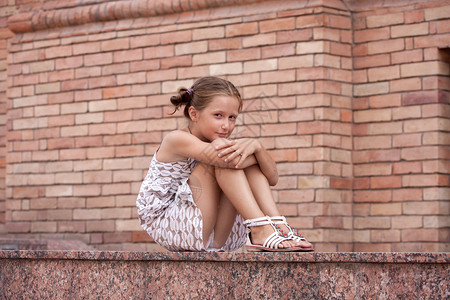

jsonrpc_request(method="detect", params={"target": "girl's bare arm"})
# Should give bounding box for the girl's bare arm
[157,130,258,170]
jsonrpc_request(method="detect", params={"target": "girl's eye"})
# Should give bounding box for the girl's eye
[229,116,236,120]
[214,113,222,117]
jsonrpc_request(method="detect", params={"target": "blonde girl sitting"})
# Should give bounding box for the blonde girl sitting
[137,76,312,252]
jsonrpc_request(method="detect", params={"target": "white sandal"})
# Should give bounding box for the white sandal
[270,216,314,251]
[243,216,303,252]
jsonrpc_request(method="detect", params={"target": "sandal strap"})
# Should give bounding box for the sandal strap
[263,231,291,249]
[270,216,286,224]
[245,216,294,249]
[270,215,307,240]
[243,216,272,227]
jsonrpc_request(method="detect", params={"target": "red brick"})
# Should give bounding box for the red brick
[371,229,401,242]
[402,229,439,242]
[75,136,102,148]
[368,38,404,55]
[101,37,129,51]
[354,54,390,69]
[371,176,402,189]
[404,91,438,106]
[436,19,450,33]
[13,49,40,63]
[314,80,341,94]
[297,148,330,162]
[297,121,330,135]
[313,27,340,42]
[47,138,75,150]
[261,43,295,58]
[390,77,422,93]
[354,216,391,228]
[260,18,295,33]
[193,27,224,40]
[330,178,352,189]
[73,42,100,55]
[143,45,174,59]
[160,30,192,44]
[160,55,191,69]
[102,183,131,196]
[175,41,207,55]
[208,37,242,50]
[114,48,143,63]
[102,86,131,99]
[368,65,400,82]
[132,231,153,242]
[6,222,31,233]
[401,146,439,161]
[58,221,86,233]
[424,6,450,21]
[277,29,312,43]
[354,163,392,176]
[391,216,422,229]
[226,48,260,62]
[366,13,403,28]
[86,220,115,232]
[354,135,392,150]
[403,174,449,187]
[104,232,132,243]
[74,66,101,78]
[353,178,370,190]
[392,23,429,38]
[314,217,343,229]
[130,34,159,48]
[393,161,422,175]
[353,243,392,252]
[225,22,258,37]
[243,33,276,48]
[296,14,326,28]
[84,53,113,66]
[354,27,390,43]
[193,51,225,65]
[329,15,351,29]
[279,82,314,96]
[391,49,423,64]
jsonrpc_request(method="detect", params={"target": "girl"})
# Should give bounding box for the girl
[136,76,313,252]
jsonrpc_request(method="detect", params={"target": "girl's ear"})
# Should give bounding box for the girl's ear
[188,106,198,122]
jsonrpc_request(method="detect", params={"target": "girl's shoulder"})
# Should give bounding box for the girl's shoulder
[158,130,191,162]
[163,129,190,146]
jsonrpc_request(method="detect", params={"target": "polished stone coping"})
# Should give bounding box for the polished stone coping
[1,250,449,264]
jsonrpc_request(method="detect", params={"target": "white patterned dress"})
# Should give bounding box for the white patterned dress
[136,153,247,251]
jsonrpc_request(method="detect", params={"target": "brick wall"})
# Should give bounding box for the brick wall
[1,0,449,251]
[351,0,450,252]
[0,0,18,233]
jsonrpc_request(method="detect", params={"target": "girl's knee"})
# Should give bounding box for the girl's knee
[190,162,218,187]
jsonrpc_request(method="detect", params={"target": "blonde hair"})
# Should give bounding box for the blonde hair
[170,76,242,119]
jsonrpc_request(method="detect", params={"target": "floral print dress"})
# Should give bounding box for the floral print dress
[136,153,247,251]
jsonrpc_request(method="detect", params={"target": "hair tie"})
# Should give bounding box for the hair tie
[187,88,194,95]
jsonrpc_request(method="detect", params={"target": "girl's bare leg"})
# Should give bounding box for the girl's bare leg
[189,162,298,249]
[214,167,297,248]
[211,194,236,248]
[244,165,312,248]
[188,163,222,246]
[189,163,242,249]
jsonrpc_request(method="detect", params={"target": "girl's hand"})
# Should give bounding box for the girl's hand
[216,138,261,168]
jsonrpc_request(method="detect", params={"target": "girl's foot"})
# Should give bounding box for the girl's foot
[270,216,313,250]
[244,216,304,251]
[249,225,298,249]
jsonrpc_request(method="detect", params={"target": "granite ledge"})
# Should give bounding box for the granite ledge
[1,250,449,264]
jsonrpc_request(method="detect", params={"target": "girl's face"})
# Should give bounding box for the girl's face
[190,95,240,142]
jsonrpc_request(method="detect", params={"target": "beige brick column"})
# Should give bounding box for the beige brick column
[351,2,450,252]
